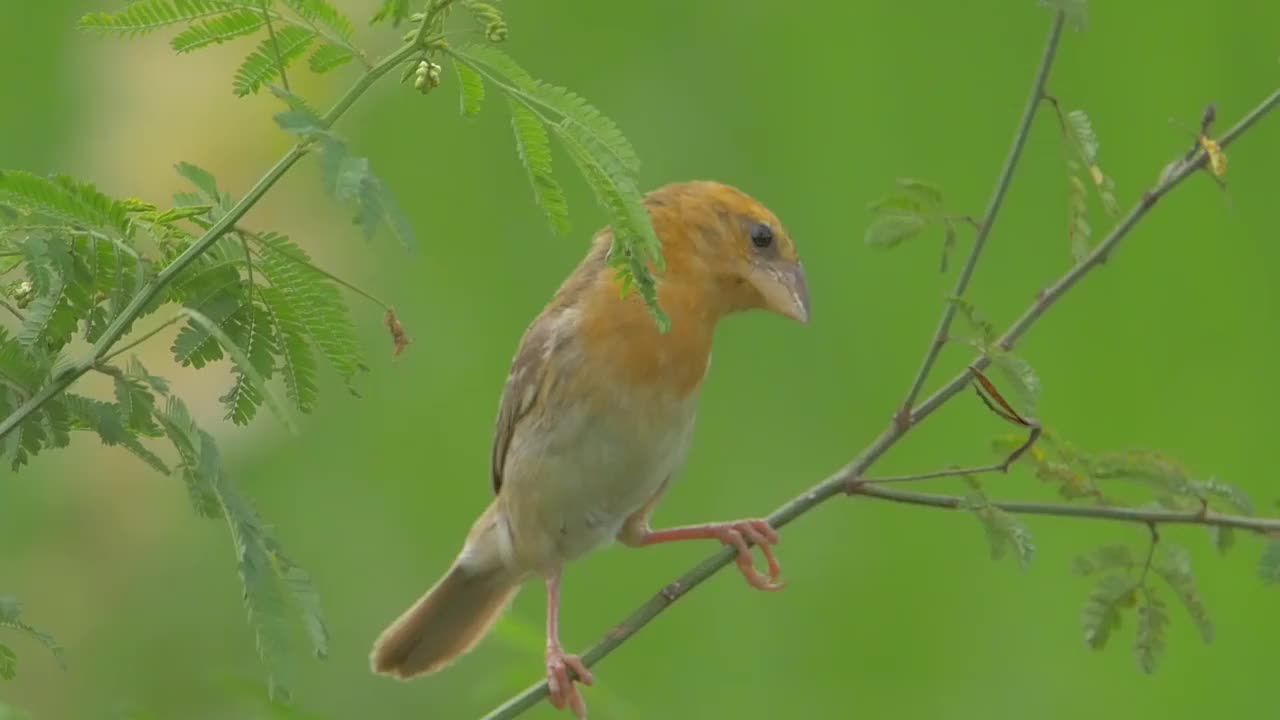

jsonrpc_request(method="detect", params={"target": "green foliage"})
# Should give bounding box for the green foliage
[1053,106,1118,260]
[234,26,316,96]
[994,429,1252,510]
[171,10,263,53]
[1133,585,1168,673]
[269,88,417,251]
[1258,539,1280,584]
[450,45,668,330]
[455,61,486,117]
[963,491,1035,568]
[1152,545,1213,643]
[80,1,360,95]
[508,99,571,236]
[369,0,412,26]
[0,595,65,680]
[1081,574,1131,650]
[1075,538,1210,673]
[864,177,963,271]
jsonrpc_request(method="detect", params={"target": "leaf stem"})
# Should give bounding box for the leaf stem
[897,11,1065,422]
[0,39,427,442]
[479,58,1280,720]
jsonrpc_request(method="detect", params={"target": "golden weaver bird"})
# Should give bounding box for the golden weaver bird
[370,180,810,717]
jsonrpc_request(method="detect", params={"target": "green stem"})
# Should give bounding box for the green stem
[897,11,1066,420]
[0,40,426,442]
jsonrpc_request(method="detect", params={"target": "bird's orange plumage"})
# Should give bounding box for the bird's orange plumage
[370,180,809,718]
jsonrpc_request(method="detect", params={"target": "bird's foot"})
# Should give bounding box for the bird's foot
[546,644,594,718]
[711,518,784,591]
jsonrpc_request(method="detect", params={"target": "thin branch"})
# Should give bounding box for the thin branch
[861,464,1010,485]
[849,485,1280,533]
[481,65,1280,720]
[897,11,1066,422]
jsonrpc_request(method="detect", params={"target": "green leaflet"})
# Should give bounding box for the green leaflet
[153,392,329,699]
[182,306,297,434]
[233,26,317,96]
[450,45,665,328]
[1082,574,1131,650]
[369,0,412,26]
[0,170,132,239]
[170,9,264,52]
[307,43,353,73]
[507,98,570,236]
[1133,585,1168,673]
[1152,545,1213,644]
[282,0,355,40]
[0,595,65,680]
[79,0,241,36]
[455,61,487,117]
[962,492,1035,569]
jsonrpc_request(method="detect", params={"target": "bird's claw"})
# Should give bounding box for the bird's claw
[715,519,784,591]
[546,645,594,718]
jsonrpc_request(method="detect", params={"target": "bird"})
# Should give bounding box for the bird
[369,179,810,717]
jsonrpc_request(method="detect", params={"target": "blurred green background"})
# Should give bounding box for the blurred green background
[3,1,1280,718]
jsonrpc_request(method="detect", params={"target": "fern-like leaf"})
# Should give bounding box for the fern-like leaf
[170,9,263,52]
[0,171,132,239]
[1133,585,1168,673]
[455,61,486,117]
[252,233,363,387]
[459,45,641,173]
[63,394,170,474]
[79,0,239,37]
[963,492,1035,569]
[233,26,316,96]
[0,596,65,679]
[370,0,411,26]
[1082,574,1133,650]
[1152,545,1212,643]
[182,307,296,433]
[307,43,353,73]
[282,0,354,40]
[508,98,570,236]
[1072,544,1134,576]
[155,394,222,517]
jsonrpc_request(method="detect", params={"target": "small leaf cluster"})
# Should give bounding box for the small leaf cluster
[1074,541,1209,673]
[1052,106,1118,261]
[864,178,965,273]
[79,0,367,96]
[0,595,64,681]
[437,40,670,330]
[0,165,347,698]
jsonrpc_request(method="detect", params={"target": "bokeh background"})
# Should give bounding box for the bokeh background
[3,1,1280,718]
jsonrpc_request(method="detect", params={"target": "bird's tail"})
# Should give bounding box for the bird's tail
[370,501,524,679]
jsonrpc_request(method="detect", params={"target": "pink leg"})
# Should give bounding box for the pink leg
[544,570,594,718]
[636,519,784,591]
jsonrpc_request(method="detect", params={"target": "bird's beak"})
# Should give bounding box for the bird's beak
[759,260,811,324]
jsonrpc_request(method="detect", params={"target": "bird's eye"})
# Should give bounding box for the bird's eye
[750,223,774,248]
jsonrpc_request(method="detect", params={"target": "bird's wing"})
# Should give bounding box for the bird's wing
[489,307,575,495]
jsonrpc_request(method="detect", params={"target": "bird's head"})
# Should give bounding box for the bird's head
[644,180,810,325]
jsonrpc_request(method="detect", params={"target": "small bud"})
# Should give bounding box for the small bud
[10,280,34,309]
[414,61,443,94]
[486,21,508,42]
